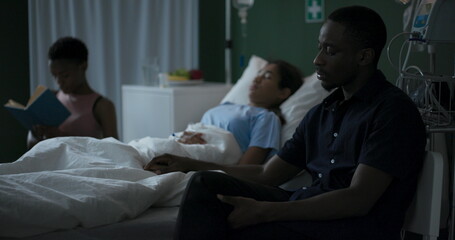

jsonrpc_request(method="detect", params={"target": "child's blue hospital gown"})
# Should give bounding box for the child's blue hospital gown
[201,102,281,157]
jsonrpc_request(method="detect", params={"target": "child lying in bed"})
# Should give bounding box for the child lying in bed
[147,60,303,168]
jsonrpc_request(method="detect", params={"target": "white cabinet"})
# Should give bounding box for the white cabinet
[122,83,231,142]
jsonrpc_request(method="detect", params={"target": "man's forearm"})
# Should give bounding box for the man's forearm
[264,164,393,222]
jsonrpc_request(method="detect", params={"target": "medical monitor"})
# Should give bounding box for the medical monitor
[411,0,455,43]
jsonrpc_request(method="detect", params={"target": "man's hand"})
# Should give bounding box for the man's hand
[217,194,270,229]
[177,131,207,145]
[143,153,197,174]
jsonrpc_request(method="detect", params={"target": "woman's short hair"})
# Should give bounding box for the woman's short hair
[48,36,88,63]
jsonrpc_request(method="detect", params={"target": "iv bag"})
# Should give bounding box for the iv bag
[232,0,254,11]
[233,0,254,24]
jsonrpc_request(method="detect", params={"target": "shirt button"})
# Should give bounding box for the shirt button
[330,159,335,164]
[302,187,307,190]
[333,132,338,137]
[332,108,335,112]
[318,173,323,178]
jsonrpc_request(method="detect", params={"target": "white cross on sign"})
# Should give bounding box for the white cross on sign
[306,0,324,23]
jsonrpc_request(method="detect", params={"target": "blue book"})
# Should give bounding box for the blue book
[4,85,71,130]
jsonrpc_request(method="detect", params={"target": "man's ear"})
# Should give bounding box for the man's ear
[358,48,375,66]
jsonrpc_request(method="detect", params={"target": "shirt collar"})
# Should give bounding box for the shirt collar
[323,70,388,107]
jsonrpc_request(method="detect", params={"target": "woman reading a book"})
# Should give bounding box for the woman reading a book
[27,37,118,149]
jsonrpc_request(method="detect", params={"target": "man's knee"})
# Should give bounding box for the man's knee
[188,171,231,192]
[183,171,229,202]
[189,170,224,182]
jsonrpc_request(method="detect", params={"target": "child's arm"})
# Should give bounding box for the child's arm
[93,97,119,139]
[237,146,270,165]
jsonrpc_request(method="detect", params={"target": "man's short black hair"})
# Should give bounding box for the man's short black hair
[48,36,88,63]
[328,6,387,64]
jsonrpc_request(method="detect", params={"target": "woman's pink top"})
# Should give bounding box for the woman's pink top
[57,91,103,138]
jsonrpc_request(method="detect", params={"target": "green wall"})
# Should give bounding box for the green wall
[0,0,29,162]
[199,0,226,83]
[200,0,454,84]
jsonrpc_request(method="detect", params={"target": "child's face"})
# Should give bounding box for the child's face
[50,59,87,94]
[248,64,288,108]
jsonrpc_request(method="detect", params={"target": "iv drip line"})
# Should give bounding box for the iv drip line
[232,0,254,69]
[240,21,248,68]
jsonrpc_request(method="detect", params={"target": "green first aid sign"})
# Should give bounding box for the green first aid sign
[306,0,324,23]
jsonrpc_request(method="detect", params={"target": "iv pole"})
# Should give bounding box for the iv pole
[225,0,232,86]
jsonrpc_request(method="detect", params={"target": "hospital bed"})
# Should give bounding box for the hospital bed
[0,55,328,239]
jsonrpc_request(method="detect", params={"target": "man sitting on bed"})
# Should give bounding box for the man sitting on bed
[144,5,426,240]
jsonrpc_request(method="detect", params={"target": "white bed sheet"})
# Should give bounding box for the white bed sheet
[0,207,178,240]
[0,123,241,238]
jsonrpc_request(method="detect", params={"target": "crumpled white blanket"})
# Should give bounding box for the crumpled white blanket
[128,123,242,165]
[0,123,241,238]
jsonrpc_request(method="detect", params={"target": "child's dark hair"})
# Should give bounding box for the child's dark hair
[269,60,303,96]
[48,36,88,63]
[267,59,304,125]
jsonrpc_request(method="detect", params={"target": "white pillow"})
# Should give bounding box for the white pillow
[221,55,330,146]
[221,55,268,105]
[280,72,330,145]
